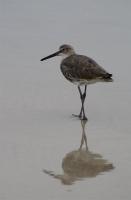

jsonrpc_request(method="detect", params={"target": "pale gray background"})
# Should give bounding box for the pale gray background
[0,0,131,199]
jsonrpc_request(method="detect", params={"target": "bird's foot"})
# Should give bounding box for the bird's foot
[72,114,81,119]
[72,114,88,121]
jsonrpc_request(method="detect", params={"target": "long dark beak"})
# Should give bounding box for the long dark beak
[40,50,62,61]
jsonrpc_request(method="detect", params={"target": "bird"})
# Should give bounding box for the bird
[40,44,113,120]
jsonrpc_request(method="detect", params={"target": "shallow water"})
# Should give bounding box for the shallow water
[0,0,131,199]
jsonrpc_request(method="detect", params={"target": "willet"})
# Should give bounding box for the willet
[40,44,113,120]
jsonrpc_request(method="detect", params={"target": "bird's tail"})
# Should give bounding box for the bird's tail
[103,73,113,82]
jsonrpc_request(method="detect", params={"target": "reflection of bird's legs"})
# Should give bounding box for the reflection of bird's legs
[82,119,88,151]
[83,133,88,151]
[79,120,88,151]
[79,133,84,150]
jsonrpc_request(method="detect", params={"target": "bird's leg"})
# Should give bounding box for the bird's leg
[78,86,83,118]
[72,86,83,118]
[72,85,87,120]
[81,85,87,120]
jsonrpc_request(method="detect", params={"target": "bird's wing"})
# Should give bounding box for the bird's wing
[61,55,111,81]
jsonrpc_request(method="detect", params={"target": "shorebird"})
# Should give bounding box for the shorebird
[40,44,113,120]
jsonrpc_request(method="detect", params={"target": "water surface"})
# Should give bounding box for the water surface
[0,0,131,199]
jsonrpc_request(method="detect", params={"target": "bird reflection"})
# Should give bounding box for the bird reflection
[43,120,114,185]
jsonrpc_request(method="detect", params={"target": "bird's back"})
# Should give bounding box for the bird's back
[60,54,112,84]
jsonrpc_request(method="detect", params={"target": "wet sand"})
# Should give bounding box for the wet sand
[0,0,131,199]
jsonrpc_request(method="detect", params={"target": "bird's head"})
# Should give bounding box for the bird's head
[59,44,75,56]
[40,44,75,61]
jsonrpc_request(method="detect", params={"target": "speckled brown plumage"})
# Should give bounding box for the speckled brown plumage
[61,54,112,84]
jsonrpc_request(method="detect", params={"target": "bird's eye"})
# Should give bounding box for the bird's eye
[64,48,69,51]
[61,48,66,52]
